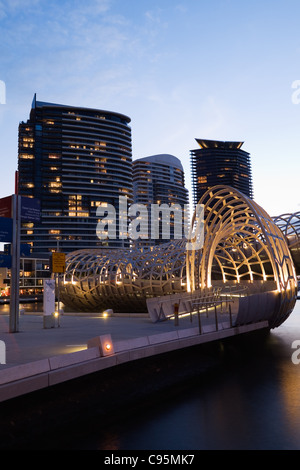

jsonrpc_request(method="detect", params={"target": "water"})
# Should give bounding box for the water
[2,301,300,450]
[72,300,300,450]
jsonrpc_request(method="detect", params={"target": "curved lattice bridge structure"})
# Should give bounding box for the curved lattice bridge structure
[273,212,300,274]
[60,185,298,329]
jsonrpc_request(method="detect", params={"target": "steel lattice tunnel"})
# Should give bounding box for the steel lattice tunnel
[59,185,298,327]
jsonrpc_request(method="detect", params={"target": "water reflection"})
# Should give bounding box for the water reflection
[278,361,300,441]
[84,301,300,450]
[1,301,300,450]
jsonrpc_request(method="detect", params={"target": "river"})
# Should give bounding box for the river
[2,300,300,450]
[65,300,300,451]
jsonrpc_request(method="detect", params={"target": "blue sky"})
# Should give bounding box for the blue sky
[0,0,299,216]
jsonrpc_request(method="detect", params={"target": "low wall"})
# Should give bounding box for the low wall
[235,290,280,325]
[0,320,269,404]
[0,320,270,449]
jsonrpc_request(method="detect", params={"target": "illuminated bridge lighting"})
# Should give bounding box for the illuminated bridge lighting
[273,212,300,275]
[60,185,297,329]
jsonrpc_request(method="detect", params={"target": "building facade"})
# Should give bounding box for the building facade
[18,95,133,256]
[0,257,50,300]
[191,139,253,206]
[132,154,189,248]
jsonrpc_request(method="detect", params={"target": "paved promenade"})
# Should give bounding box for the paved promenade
[0,301,271,405]
[0,292,272,370]
[0,301,241,366]
[0,310,199,368]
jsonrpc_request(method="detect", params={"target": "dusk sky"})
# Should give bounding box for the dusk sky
[0,0,300,216]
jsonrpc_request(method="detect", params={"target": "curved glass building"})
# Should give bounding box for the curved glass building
[18,94,132,256]
[133,154,189,248]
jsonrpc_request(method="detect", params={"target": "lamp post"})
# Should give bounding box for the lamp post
[9,194,21,333]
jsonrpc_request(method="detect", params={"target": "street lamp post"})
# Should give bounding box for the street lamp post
[9,194,21,333]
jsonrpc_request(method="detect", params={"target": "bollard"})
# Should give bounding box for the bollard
[43,314,55,329]
[53,311,60,327]
[197,310,202,335]
[174,303,179,326]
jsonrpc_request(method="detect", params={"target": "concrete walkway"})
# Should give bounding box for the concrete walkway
[0,289,243,369]
[0,307,270,404]
[0,310,216,369]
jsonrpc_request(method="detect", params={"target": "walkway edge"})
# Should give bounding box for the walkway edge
[0,321,269,403]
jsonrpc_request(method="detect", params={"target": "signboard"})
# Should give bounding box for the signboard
[43,279,55,316]
[0,254,12,268]
[2,243,30,257]
[51,252,66,273]
[20,244,31,257]
[0,195,41,221]
[0,196,12,218]
[21,197,41,222]
[0,217,13,243]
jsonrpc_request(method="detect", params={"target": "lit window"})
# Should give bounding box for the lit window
[20,154,34,160]
[49,189,61,193]
[49,154,60,159]
[198,176,207,184]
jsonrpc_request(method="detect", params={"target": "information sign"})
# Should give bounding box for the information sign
[43,279,55,316]
[0,254,12,268]
[0,217,13,242]
[51,252,66,273]
[20,244,31,257]
[21,197,41,222]
[0,196,12,218]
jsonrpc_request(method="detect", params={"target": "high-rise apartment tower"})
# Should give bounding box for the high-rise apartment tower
[18,95,133,256]
[133,154,189,247]
[191,139,253,206]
